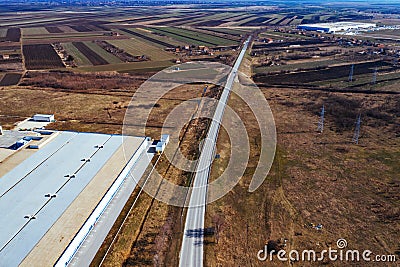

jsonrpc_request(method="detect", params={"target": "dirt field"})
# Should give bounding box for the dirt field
[203,55,399,266]
[0,73,21,86]
[0,71,150,132]
[73,42,109,65]
[22,44,65,69]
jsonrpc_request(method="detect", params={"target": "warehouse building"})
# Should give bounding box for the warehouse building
[298,22,376,33]
[0,131,153,266]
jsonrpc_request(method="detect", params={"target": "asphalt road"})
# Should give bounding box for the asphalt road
[179,37,251,267]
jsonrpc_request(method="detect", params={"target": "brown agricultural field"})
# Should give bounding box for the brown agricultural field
[45,26,63,33]
[0,73,22,86]
[0,71,149,131]
[118,28,176,48]
[201,52,399,267]
[70,25,93,32]
[72,42,108,65]
[1,28,21,42]
[22,44,65,70]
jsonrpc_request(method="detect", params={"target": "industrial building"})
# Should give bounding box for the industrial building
[0,130,153,266]
[297,22,376,33]
[14,114,56,131]
[32,114,55,122]
[156,134,170,154]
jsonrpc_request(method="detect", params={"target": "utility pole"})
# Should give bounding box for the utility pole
[352,114,361,144]
[371,67,377,84]
[348,64,354,82]
[317,105,325,133]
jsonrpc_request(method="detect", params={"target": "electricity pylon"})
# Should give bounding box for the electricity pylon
[352,114,361,144]
[348,64,354,82]
[371,67,377,84]
[317,105,325,133]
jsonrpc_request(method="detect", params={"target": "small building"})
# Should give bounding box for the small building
[161,134,170,145]
[156,141,166,154]
[32,114,55,122]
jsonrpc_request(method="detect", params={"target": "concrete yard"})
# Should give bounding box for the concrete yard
[14,118,53,131]
[0,131,149,266]
[0,130,27,148]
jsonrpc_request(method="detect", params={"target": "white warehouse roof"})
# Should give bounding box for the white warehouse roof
[298,22,376,33]
[0,131,147,266]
